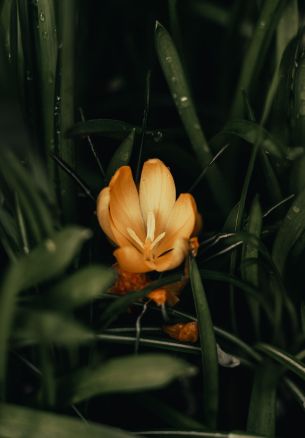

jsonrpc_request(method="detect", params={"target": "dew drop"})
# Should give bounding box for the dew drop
[45,239,56,252]
[39,11,45,22]
[292,205,300,213]
[153,131,163,143]
[179,96,189,108]
[165,56,172,63]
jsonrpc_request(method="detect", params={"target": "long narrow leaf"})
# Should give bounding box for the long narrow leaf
[189,257,218,428]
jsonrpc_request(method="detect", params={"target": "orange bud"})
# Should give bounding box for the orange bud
[163,321,198,343]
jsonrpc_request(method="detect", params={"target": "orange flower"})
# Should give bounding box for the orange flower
[97,159,198,273]
[163,321,198,343]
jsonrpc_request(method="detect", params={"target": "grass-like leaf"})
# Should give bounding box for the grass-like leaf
[46,265,116,310]
[272,186,305,273]
[0,226,91,397]
[106,129,135,182]
[189,257,218,428]
[65,354,196,404]
[0,403,135,438]
[257,343,305,381]
[247,362,280,437]
[155,21,232,215]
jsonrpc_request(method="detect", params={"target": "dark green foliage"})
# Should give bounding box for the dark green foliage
[1,1,305,437]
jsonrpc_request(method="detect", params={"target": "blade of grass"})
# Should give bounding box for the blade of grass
[247,362,280,437]
[0,403,135,438]
[155,21,232,216]
[56,0,77,222]
[256,343,305,381]
[230,0,286,118]
[32,0,57,178]
[241,196,262,337]
[189,257,218,428]
[106,129,135,183]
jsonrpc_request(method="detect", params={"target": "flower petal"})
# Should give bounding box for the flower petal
[109,166,146,242]
[139,159,176,236]
[156,193,196,256]
[154,238,189,272]
[96,187,116,244]
[114,246,151,273]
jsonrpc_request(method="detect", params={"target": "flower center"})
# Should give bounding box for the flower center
[127,211,166,261]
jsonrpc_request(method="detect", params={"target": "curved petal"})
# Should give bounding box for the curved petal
[156,194,196,256]
[139,159,176,236]
[96,187,117,244]
[109,166,146,242]
[154,238,189,272]
[114,246,152,273]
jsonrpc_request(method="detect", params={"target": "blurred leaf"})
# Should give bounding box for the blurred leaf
[137,430,265,437]
[0,403,135,438]
[189,257,218,429]
[66,354,196,403]
[106,129,135,182]
[247,362,280,437]
[155,21,232,215]
[15,310,93,346]
[0,226,91,397]
[272,187,305,273]
[276,0,298,64]
[46,265,116,310]
[0,150,54,243]
[230,0,286,118]
[290,28,305,147]
[241,196,262,336]
[257,343,305,381]
[20,226,92,290]
[219,119,286,160]
[0,205,20,250]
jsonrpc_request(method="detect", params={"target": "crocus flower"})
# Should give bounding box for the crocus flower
[97,158,198,273]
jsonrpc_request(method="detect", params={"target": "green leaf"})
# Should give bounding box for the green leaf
[272,187,305,273]
[0,403,135,438]
[47,265,116,310]
[20,227,92,290]
[0,150,54,243]
[256,343,305,381]
[106,129,135,182]
[230,0,286,118]
[15,310,93,346]
[155,21,232,215]
[31,0,57,177]
[247,362,280,437]
[219,119,286,160]
[189,257,218,428]
[56,0,77,223]
[241,196,263,336]
[66,354,196,404]
[0,226,91,397]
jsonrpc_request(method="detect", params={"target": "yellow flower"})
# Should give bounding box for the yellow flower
[97,158,198,273]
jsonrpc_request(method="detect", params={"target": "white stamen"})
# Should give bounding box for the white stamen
[146,211,155,241]
[151,232,166,249]
[127,227,144,248]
